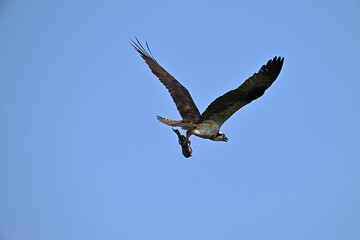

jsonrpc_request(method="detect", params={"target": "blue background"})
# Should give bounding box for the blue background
[1,0,359,239]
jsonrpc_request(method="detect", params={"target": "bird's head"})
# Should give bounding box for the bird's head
[211,132,228,142]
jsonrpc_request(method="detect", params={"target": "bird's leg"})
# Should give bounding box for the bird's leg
[172,129,188,146]
[172,129,193,158]
[185,130,193,145]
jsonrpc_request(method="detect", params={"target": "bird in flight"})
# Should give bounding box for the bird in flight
[131,38,284,158]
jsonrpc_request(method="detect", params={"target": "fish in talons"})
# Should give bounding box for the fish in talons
[172,129,192,158]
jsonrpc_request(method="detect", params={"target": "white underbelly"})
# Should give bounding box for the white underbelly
[193,120,220,138]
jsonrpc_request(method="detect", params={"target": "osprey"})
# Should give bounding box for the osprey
[131,38,284,158]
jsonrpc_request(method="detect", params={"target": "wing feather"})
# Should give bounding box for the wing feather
[131,38,201,122]
[200,57,284,125]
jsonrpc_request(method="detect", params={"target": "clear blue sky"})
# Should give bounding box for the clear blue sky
[1,0,359,239]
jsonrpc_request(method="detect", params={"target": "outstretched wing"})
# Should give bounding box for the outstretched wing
[200,56,284,126]
[131,38,201,122]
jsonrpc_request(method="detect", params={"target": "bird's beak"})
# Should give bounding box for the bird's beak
[224,137,228,142]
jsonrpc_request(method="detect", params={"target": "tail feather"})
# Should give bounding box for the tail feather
[157,116,198,128]
[157,116,182,126]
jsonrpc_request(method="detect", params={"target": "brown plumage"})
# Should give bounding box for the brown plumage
[131,38,284,157]
[157,116,198,129]
[131,39,201,123]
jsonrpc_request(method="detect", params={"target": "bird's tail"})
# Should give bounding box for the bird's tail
[157,116,198,129]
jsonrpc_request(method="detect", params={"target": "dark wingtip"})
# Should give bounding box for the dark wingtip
[269,56,284,65]
[261,56,284,81]
[130,37,155,60]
